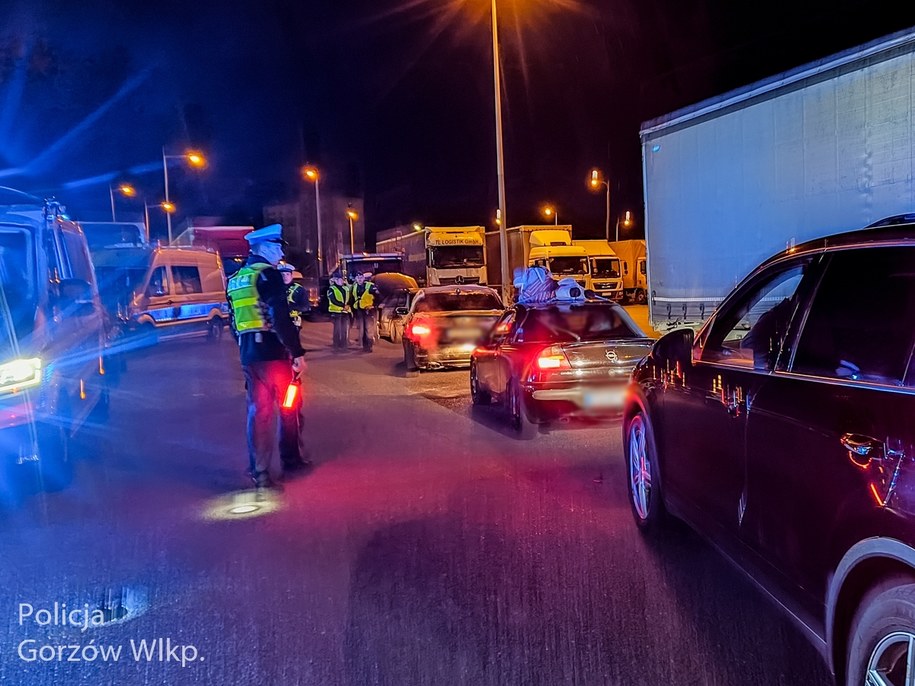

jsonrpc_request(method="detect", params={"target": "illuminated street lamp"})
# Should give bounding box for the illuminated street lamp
[142,200,176,244]
[346,208,359,254]
[589,168,612,241]
[109,182,137,222]
[301,165,324,274]
[616,209,633,238]
[542,205,558,225]
[490,0,509,303]
[162,148,207,245]
[412,222,423,232]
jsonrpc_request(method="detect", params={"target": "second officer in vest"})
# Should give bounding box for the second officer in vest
[350,271,379,352]
[327,270,350,351]
[227,224,309,489]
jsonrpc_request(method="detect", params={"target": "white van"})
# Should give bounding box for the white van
[125,246,229,341]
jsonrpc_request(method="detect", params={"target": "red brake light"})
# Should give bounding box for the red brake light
[536,345,571,370]
[410,323,432,337]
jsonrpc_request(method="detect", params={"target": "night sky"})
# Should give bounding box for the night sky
[2,0,914,242]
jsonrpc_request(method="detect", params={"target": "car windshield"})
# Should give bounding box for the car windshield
[413,291,502,312]
[0,228,38,352]
[431,245,484,268]
[548,256,588,275]
[591,257,621,278]
[517,304,643,343]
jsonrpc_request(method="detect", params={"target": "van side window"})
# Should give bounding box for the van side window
[62,231,94,284]
[173,266,202,295]
[147,267,169,297]
[792,247,915,384]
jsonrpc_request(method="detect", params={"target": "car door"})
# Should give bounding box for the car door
[663,257,817,542]
[742,245,915,618]
[474,309,515,396]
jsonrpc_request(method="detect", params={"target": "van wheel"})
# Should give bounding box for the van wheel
[207,317,224,342]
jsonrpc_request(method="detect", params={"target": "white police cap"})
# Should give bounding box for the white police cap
[244,223,286,245]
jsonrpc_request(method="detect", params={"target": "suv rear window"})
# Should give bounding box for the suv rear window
[792,247,915,384]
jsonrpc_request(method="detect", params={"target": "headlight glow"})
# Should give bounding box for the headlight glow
[0,358,42,393]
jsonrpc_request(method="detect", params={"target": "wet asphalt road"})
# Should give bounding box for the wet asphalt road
[0,318,832,685]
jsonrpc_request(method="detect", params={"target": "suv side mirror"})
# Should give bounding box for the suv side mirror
[653,327,695,365]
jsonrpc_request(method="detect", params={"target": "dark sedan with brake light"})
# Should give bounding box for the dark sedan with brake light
[470,298,653,438]
[401,285,504,373]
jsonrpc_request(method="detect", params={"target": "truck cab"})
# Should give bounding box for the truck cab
[0,192,110,491]
[425,226,486,286]
[573,240,625,300]
[527,229,591,289]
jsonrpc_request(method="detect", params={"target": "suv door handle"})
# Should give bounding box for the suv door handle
[841,433,884,465]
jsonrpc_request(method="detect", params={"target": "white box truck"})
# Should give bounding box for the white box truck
[485,225,590,294]
[376,225,486,286]
[573,239,625,300]
[640,28,915,331]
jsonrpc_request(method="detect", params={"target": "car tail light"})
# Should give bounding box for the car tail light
[409,321,432,338]
[536,345,571,370]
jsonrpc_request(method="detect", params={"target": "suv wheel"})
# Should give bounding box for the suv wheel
[624,411,667,532]
[847,576,915,686]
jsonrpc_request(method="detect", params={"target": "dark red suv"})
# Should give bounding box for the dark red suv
[623,219,915,685]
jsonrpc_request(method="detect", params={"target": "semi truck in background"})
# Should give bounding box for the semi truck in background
[606,240,646,304]
[375,225,487,286]
[484,225,590,295]
[172,225,253,276]
[573,240,624,301]
[640,28,915,332]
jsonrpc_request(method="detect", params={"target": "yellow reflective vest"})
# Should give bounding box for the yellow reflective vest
[227,263,272,333]
[351,282,376,310]
[327,284,349,313]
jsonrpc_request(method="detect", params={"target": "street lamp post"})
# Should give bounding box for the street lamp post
[302,166,324,276]
[108,182,136,222]
[491,0,510,304]
[542,205,558,225]
[346,208,358,255]
[162,148,206,245]
[143,200,175,244]
[589,169,612,241]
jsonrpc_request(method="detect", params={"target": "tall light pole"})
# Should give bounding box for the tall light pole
[108,182,137,222]
[143,200,175,244]
[589,169,611,241]
[346,208,358,255]
[302,166,324,276]
[162,148,206,245]
[491,0,510,303]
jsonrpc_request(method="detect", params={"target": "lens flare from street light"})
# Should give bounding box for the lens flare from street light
[542,206,554,218]
[118,183,137,197]
[302,166,318,182]
[161,201,176,213]
[412,223,423,231]
[346,209,358,220]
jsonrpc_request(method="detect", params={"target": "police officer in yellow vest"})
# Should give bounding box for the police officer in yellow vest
[277,261,308,329]
[227,224,309,489]
[327,270,350,351]
[350,271,379,352]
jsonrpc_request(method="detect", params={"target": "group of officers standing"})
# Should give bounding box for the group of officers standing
[326,269,379,353]
[224,223,381,489]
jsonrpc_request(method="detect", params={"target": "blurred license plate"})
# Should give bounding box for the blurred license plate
[582,388,626,408]
[449,328,480,340]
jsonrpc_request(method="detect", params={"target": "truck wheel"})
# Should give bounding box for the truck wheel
[634,289,647,305]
